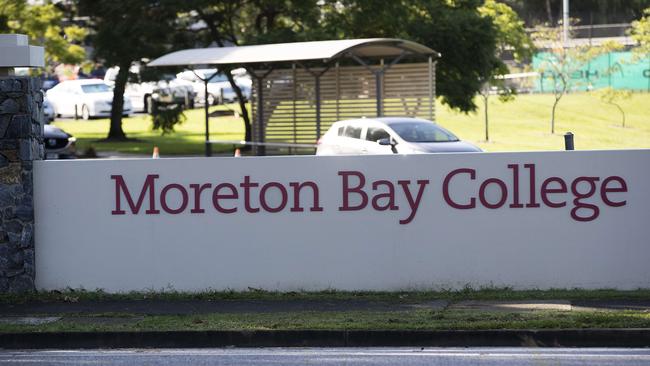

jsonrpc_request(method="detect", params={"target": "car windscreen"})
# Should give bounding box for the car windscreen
[81,84,111,93]
[207,74,230,83]
[387,122,459,142]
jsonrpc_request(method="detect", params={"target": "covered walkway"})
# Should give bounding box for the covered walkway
[149,38,440,155]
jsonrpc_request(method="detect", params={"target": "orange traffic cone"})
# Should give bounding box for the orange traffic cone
[152,146,160,159]
[234,148,241,157]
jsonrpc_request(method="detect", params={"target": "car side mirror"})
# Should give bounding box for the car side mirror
[377,137,397,146]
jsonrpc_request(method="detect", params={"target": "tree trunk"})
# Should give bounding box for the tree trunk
[224,70,252,143]
[107,62,130,140]
[614,103,625,128]
[551,98,559,134]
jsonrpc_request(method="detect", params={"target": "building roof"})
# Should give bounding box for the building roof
[148,38,439,67]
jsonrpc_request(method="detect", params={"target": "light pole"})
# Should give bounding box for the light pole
[562,0,570,45]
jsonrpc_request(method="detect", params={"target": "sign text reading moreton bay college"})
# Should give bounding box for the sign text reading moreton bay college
[111,163,628,224]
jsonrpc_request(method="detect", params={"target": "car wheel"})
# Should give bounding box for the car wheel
[81,105,90,120]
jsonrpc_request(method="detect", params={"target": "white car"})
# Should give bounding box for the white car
[316,117,482,155]
[46,79,132,120]
[176,68,251,105]
[105,66,195,113]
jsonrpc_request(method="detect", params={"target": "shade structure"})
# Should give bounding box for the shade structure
[148,39,439,156]
[148,38,438,67]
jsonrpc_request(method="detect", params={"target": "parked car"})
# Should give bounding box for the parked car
[43,98,55,123]
[176,68,251,105]
[46,79,132,120]
[105,66,195,114]
[316,117,482,155]
[44,125,76,159]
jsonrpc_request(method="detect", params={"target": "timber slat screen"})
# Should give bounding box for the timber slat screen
[251,62,435,155]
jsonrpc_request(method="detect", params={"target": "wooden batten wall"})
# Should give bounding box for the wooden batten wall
[251,61,436,153]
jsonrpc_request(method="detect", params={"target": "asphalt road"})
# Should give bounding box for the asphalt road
[1,348,649,365]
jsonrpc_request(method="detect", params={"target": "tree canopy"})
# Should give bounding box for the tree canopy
[0,0,86,68]
[78,0,184,140]
[630,7,650,56]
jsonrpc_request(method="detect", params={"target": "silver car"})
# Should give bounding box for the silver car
[316,117,481,155]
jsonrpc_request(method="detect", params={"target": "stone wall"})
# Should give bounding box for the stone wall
[0,76,44,292]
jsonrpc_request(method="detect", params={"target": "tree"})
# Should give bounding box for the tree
[629,7,650,57]
[78,0,182,141]
[0,0,86,70]
[532,23,616,134]
[477,0,533,141]
[595,87,633,127]
[179,0,324,145]
[323,0,501,113]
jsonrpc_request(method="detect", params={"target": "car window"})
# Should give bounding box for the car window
[343,125,362,139]
[366,127,390,142]
[387,122,459,142]
[337,126,344,136]
[208,74,229,83]
[81,84,111,93]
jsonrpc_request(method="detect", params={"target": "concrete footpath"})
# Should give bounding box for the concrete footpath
[1,299,649,349]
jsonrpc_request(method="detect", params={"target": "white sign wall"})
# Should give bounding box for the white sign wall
[34,150,650,292]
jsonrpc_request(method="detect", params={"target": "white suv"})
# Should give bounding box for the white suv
[316,117,482,155]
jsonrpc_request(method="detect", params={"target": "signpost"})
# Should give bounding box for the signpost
[34,151,650,292]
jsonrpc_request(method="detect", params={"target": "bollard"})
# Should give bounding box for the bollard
[564,132,574,151]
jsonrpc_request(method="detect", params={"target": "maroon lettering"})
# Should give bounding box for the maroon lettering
[398,180,429,224]
[289,181,324,212]
[508,164,524,208]
[260,182,288,213]
[339,171,368,211]
[540,177,567,208]
[189,183,212,213]
[571,177,600,221]
[212,183,238,213]
[479,178,507,209]
[240,175,259,213]
[601,176,627,207]
[524,164,540,207]
[371,180,398,211]
[443,168,476,209]
[160,183,189,214]
[111,174,160,215]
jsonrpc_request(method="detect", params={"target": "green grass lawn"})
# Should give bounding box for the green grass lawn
[441,93,650,152]
[52,93,650,156]
[53,104,246,156]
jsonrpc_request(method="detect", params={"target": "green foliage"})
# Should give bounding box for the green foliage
[532,23,622,133]
[0,0,87,68]
[184,0,505,113]
[478,0,534,62]
[78,0,186,140]
[629,7,650,57]
[151,104,186,135]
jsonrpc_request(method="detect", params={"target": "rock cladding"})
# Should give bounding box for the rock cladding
[0,76,43,292]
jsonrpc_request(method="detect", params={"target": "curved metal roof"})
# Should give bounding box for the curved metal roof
[148,38,438,67]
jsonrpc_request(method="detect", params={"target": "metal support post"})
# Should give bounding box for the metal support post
[564,132,574,150]
[315,74,321,138]
[256,76,265,156]
[375,71,383,117]
[204,78,211,157]
[428,56,433,121]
